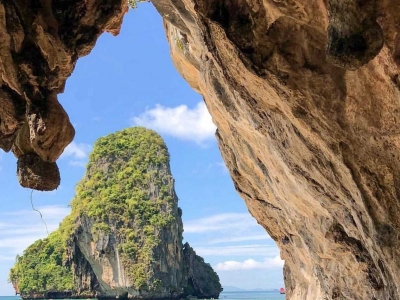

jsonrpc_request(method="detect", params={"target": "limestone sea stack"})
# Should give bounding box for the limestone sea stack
[9,127,222,299]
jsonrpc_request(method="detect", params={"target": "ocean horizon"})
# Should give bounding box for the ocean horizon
[0,291,285,300]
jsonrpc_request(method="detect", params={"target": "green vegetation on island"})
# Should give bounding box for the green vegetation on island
[9,127,222,299]
[9,230,73,293]
[10,128,175,293]
[68,127,175,290]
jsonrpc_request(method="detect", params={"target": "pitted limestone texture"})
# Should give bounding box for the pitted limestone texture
[326,0,384,70]
[0,0,127,190]
[17,153,60,191]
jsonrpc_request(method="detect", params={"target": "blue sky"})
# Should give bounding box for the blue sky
[0,4,283,295]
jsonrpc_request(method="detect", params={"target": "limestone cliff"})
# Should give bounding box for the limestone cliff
[9,127,222,299]
[182,243,223,299]
[154,1,400,299]
[3,1,400,299]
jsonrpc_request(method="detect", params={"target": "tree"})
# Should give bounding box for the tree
[128,0,150,9]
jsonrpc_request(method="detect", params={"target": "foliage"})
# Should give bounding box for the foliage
[70,127,175,289]
[128,0,149,9]
[8,230,74,293]
[10,127,177,293]
[176,38,185,51]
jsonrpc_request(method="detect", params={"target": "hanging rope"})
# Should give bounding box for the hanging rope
[30,189,49,236]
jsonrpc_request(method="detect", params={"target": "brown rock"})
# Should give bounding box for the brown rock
[153,0,400,299]
[0,0,128,190]
[326,0,384,70]
[26,92,75,163]
[0,90,23,152]
[17,153,60,191]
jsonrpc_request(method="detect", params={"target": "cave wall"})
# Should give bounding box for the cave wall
[0,0,126,190]
[153,0,400,299]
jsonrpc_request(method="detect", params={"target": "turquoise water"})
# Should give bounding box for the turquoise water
[220,291,285,299]
[0,292,285,300]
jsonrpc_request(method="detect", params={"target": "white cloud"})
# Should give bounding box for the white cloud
[62,142,91,159]
[4,205,70,220]
[132,101,216,145]
[184,213,273,254]
[208,234,270,244]
[201,161,228,175]
[194,244,279,257]
[216,161,228,173]
[0,205,70,255]
[69,160,87,167]
[184,213,260,234]
[215,255,284,271]
[61,141,91,167]
[0,255,15,262]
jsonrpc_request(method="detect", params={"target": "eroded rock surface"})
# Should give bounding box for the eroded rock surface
[0,0,126,190]
[154,0,400,299]
[326,0,384,70]
[182,242,223,299]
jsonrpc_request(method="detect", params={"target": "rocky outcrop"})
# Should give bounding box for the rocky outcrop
[64,127,187,298]
[10,128,221,299]
[182,243,223,299]
[0,0,126,190]
[13,291,95,299]
[67,237,100,297]
[155,1,400,299]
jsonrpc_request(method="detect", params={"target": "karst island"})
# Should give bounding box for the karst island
[9,128,222,299]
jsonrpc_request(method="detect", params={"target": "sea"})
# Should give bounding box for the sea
[0,292,285,300]
[220,291,285,300]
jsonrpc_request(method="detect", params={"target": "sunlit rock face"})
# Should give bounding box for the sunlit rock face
[0,0,126,190]
[153,0,400,299]
[2,0,400,299]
